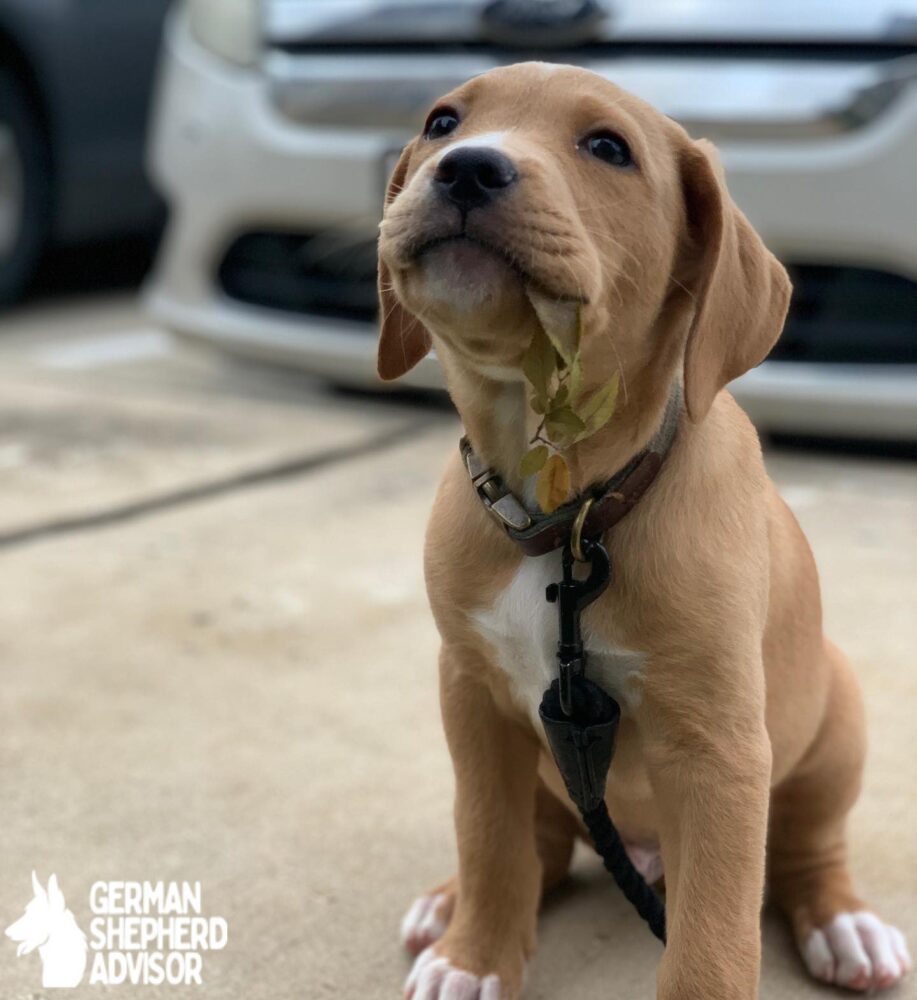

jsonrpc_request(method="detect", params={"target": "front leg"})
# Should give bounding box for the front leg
[407,643,542,1000]
[639,654,772,1000]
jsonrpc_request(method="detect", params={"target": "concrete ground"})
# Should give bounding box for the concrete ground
[1,295,914,999]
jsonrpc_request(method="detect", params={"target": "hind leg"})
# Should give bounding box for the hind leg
[400,778,579,956]
[769,641,911,991]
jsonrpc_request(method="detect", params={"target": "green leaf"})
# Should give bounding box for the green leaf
[576,371,620,438]
[521,328,557,406]
[553,303,585,369]
[545,406,586,439]
[527,292,580,367]
[553,384,569,407]
[542,326,576,369]
[518,445,549,477]
[567,353,584,404]
[536,454,571,513]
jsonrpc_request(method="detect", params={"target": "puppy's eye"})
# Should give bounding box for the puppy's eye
[584,131,633,168]
[424,108,460,140]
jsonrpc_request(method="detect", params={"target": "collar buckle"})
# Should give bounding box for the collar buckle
[462,440,533,532]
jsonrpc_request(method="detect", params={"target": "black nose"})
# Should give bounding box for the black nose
[434,147,518,210]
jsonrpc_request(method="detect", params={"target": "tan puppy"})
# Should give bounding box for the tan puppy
[377,63,911,1000]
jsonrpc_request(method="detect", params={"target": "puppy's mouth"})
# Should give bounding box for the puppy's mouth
[414,232,523,276]
[410,232,586,305]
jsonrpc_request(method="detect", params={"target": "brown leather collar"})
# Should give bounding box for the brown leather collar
[461,387,681,557]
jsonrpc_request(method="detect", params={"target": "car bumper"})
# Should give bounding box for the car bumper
[145,12,917,439]
[150,290,917,440]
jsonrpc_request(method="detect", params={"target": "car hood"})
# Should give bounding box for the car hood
[265,0,917,48]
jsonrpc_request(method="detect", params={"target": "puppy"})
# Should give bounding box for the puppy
[377,63,911,999]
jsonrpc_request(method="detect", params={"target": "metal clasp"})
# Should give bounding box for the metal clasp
[570,496,595,562]
[462,444,533,532]
[545,540,612,716]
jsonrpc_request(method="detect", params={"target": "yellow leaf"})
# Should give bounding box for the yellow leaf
[518,445,549,477]
[536,454,571,513]
[577,371,620,438]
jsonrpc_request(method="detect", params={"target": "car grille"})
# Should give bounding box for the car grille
[774,265,917,364]
[218,232,917,364]
[218,231,378,322]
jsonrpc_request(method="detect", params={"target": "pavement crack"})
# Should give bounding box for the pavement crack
[0,419,426,552]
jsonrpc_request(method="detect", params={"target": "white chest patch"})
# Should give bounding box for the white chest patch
[471,551,647,728]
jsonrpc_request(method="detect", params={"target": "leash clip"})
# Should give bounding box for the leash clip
[545,538,611,716]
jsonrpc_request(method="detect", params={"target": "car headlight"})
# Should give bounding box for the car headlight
[188,0,262,67]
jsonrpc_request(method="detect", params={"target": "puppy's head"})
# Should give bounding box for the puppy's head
[378,63,790,421]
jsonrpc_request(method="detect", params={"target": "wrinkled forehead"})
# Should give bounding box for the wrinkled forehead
[431,63,672,167]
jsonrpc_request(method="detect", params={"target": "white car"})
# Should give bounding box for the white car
[145,0,917,439]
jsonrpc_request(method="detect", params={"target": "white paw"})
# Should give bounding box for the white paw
[400,893,454,955]
[803,912,912,992]
[624,843,664,884]
[405,947,501,1000]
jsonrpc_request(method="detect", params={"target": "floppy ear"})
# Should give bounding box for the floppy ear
[679,139,791,422]
[377,140,432,381]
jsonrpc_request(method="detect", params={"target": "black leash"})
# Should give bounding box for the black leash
[459,391,681,942]
[538,538,667,944]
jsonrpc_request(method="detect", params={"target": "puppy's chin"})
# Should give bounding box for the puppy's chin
[413,239,523,314]
[392,240,537,372]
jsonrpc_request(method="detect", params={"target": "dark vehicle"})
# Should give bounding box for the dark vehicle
[0,0,171,305]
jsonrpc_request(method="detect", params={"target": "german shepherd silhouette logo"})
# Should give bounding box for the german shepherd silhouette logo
[5,872,87,987]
